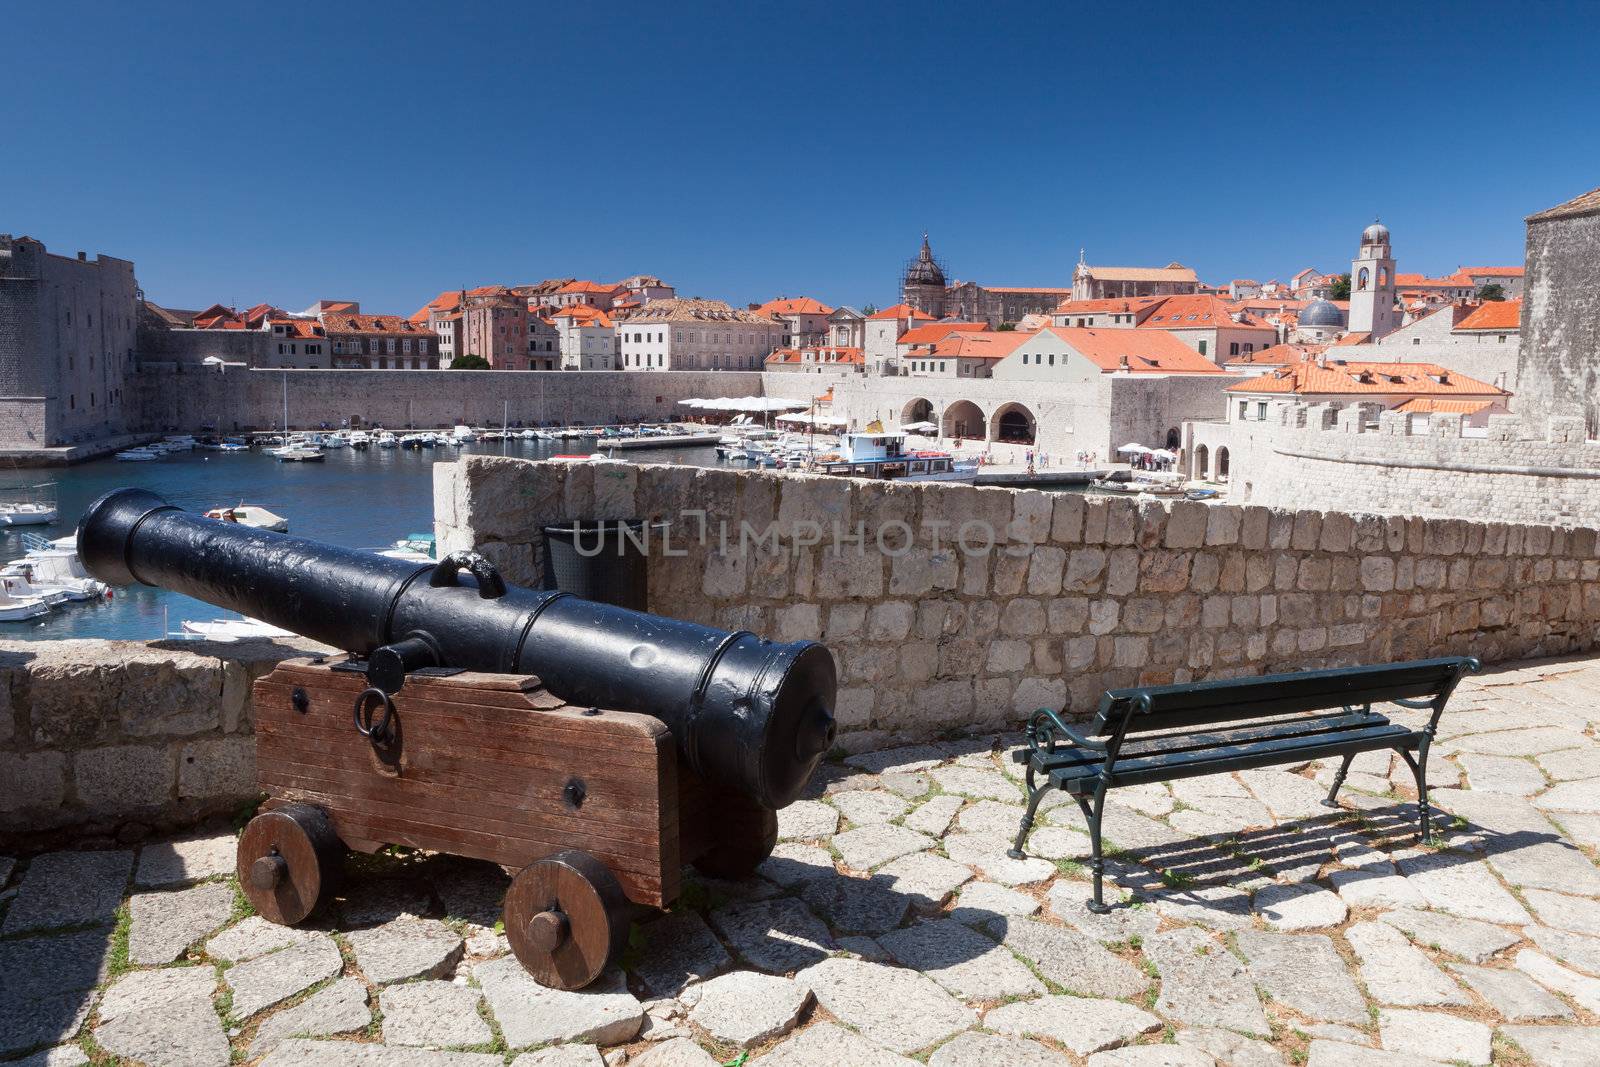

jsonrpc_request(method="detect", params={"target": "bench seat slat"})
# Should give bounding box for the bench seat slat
[1092,658,1464,734]
[1027,710,1387,774]
[1050,721,1415,793]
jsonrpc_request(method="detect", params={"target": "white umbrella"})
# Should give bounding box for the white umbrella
[1150,448,1177,461]
[901,421,938,433]
[776,413,848,428]
[1116,442,1150,454]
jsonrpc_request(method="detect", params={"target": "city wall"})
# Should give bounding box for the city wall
[438,456,1600,746]
[0,638,322,845]
[128,365,764,433]
[1189,406,1600,526]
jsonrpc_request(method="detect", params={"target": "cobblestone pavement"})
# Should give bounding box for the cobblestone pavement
[5,656,1600,1066]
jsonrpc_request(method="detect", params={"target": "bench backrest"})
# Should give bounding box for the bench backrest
[1091,656,1477,736]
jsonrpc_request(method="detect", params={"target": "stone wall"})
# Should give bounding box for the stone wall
[0,638,318,845]
[1518,196,1600,435]
[437,455,1600,745]
[128,365,763,435]
[1188,407,1600,526]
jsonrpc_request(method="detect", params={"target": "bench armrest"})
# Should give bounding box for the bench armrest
[1025,707,1107,760]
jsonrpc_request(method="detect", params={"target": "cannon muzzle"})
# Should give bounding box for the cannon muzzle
[79,487,836,808]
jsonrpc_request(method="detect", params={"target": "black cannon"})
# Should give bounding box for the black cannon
[79,487,836,808]
[78,487,838,988]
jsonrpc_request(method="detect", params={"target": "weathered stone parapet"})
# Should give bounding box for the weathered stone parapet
[0,637,323,845]
[440,456,1600,745]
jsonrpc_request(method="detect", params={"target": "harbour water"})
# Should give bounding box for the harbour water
[0,438,719,640]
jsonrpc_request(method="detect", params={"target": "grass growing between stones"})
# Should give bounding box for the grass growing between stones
[103,902,133,981]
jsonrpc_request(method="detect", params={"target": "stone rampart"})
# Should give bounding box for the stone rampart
[0,638,321,845]
[126,366,764,436]
[1190,408,1600,526]
[438,456,1600,747]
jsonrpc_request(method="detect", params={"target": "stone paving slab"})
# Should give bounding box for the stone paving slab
[1446,962,1573,1020]
[1344,921,1468,1007]
[128,881,234,964]
[2,850,133,934]
[0,929,114,1003]
[984,995,1161,1055]
[225,935,345,1019]
[346,916,465,984]
[878,918,1043,999]
[1498,1024,1600,1067]
[260,1040,504,1066]
[797,956,975,1053]
[1235,931,1367,1023]
[380,981,492,1047]
[987,915,1149,998]
[134,834,237,887]
[476,959,643,1047]
[686,971,809,1047]
[1145,927,1269,1037]
[249,977,371,1055]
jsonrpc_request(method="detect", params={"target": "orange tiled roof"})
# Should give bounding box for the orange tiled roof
[1528,186,1600,223]
[1454,299,1521,331]
[322,314,433,336]
[1227,342,1322,366]
[766,346,864,365]
[766,349,802,364]
[1394,398,1498,415]
[1046,328,1226,374]
[758,297,833,316]
[1458,266,1524,278]
[1333,332,1370,346]
[552,305,615,328]
[1228,361,1506,397]
[1137,295,1272,331]
[269,318,324,338]
[1052,296,1160,316]
[897,322,989,346]
[1393,273,1472,288]
[867,303,935,321]
[929,332,1033,360]
[556,280,620,295]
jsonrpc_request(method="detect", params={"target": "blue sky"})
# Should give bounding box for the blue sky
[6,1,1599,314]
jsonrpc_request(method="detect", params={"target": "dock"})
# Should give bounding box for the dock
[972,469,1108,488]
[595,432,722,450]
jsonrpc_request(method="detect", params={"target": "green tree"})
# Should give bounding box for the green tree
[861,303,879,315]
[1328,273,1352,301]
[996,322,1016,332]
[449,354,490,369]
[1477,283,1507,302]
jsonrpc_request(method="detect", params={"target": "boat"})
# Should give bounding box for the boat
[217,439,250,452]
[204,504,289,532]
[452,425,478,444]
[115,447,162,461]
[1092,471,1186,495]
[0,485,58,527]
[1,570,70,607]
[812,430,956,480]
[18,531,110,600]
[377,532,437,562]
[376,431,398,449]
[272,445,326,462]
[161,435,197,451]
[179,615,295,642]
[0,584,50,622]
[349,430,371,450]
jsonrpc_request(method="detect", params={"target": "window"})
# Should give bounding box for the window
[1238,400,1248,419]
[1230,342,1240,356]
[1257,402,1267,419]
[1198,340,1207,356]
[403,339,413,353]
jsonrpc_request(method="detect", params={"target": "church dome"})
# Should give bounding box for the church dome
[903,234,946,287]
[1300,299,1343,327]
[1362,220,1390,244]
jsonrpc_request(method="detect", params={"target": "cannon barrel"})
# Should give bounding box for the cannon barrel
[78,487,836,808]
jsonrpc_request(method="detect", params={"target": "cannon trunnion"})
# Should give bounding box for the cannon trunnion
[241,657,779,989]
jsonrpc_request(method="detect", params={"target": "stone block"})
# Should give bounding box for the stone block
[75,745,173,811]
[1051,494,1085,543]
[1026,546,1065,595]
[177,735,256,801]
[1008,491,1053,543]
[1164,502,1208,548]
[1204,507,1241,546]
[0,751,67,815]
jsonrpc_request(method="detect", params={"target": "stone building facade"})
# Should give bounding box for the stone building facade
[1517,185,1600,436]
[0,235,138,448]
[438,456,1600,738]
[899,236,1073,327]
[617,299,783,371]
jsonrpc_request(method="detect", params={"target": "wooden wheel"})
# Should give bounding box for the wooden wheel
[692,795,778,880]
[236,803,345,925]
[505,850,628,990]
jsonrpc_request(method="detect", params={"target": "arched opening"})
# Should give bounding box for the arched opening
[991,402,1036,444]
[1164,427,1180,449]
[1216,446,1230,482]
[1378,267,1389,288]
[942,400,985,442]
[1194,444,1210,480]
[902,397,933,425]
[1357,267,1370,291]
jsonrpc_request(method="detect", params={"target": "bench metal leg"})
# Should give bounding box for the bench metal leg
[1007,768,1049,860]
[1084,785,1110,913]
[1398,748,1430,841]
[1322,752,1356,808]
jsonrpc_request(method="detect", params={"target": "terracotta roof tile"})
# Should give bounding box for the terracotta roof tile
[1046,328,1225,374]
[1453,299,1521,331]
[758,297,833,316]
[1228,361,1506,397]
[1458,266,1524,278]
[897,322,989,345]
[1528,185,1600,222]
[929,332,1032,360]
[1394,398,1498,414]
[867,303,936,321]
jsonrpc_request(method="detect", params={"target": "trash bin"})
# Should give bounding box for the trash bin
[541,519,660,611]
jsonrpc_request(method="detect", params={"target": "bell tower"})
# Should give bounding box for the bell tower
[900,233,948,317]
[1349,219,1400,339]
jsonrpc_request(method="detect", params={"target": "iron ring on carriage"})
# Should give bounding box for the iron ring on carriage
[353,686,395,742]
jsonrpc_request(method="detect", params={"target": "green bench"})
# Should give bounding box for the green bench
[1010,656,1480,911]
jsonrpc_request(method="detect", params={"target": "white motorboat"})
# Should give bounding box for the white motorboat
[161,435,197,451]
[0,583,50,621]
[217,440,250,452]
[272,445,326,462]
[320,431,350,448]
[180,615,295,642]
[452,425,478,444]
[1,570,69,607]
[204,504,289,532]
[377,532,437,562]
[376,431,398,449]
[349,430,372,449]
[18,532,110,600]
[115,447,161,461]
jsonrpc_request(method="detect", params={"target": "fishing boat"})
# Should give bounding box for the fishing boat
[204,504,289,532]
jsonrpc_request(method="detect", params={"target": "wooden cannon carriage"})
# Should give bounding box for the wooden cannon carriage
[237,656,778,989]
